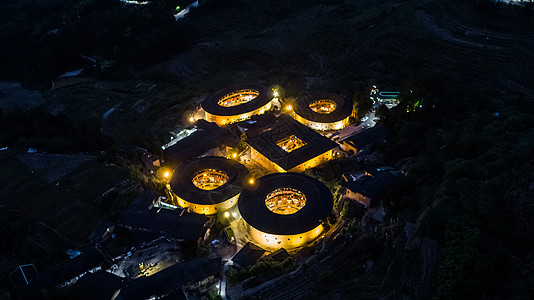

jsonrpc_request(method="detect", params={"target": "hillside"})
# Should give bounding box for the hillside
[1,0,534,298]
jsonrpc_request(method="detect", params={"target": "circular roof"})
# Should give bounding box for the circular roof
[293,93,353,123]
[238,173,333,235]
[170,156,250,205]
[201,84,272,116]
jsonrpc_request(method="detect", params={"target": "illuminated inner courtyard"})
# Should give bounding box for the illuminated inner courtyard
[192,169,229,190]
[217,89,259,107]
[237,172,334,250]
[276,135,307,153]
[265,188,307,215]
[308,99,337,114]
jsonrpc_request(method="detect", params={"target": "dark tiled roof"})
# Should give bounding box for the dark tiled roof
[234,112,277,131]
[246,115,338,171]
[293,93,353,123]
[169,156,249,205]
[118,258,221,300]
[160,290,187,300]
[201,84,271,116]
[88,220,115,243]
[140,152,159,170]
[10,264,38,288]
[266,248,289,262]
[343,126,389,150]
[163,120,222,164]
[232,242,265,268]
[127,191,159,212]
[18,248,107,296]
[238,173,333,235]
[345,171,398,200]
[116,209,208,241]
[77,270,124,300]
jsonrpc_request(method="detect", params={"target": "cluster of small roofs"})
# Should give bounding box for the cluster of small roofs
[117,257,221,300]
[11,248,109,298]
[10,191,215,299]
[116,209,209,241]
[12,255,222,300]
[115,191,209,241]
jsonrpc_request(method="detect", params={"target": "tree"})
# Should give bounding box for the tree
[375,104,391,123]
[237,132,247,153]
[353,91,373,119]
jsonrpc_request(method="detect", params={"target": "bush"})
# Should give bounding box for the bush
[107,190,140,220]
[353,91,373,119]
[226,257,295,284]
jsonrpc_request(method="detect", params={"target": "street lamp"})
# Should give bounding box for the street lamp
[158,167,173,180]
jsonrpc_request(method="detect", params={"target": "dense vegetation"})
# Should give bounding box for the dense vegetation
[0,107,114,152]
[381,79,534,299]
[0,0,196,85]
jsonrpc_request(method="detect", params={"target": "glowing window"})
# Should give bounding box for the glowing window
[309,99,337,114]
[265,187,307,215]
[218,89,259,107]
[192,169,229,190]
[276,135,307,153]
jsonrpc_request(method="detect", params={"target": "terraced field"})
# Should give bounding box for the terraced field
[0,150,127,243]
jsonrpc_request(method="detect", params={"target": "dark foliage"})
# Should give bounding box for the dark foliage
[0,107,114,152]
[0,0,193,85]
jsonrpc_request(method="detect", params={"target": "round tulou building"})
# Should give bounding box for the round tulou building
[290,93,353,131]
[170,156,250,215]
[200,84,274,126]
[238,172,333,250]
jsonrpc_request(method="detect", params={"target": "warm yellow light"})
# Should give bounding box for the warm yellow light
[276,135,307,153]
[192,169,229,190]
[265,187,306,215]
[218,89,259,107]
[189,116,194,122]
[309,99,337,114]
[249,178,255,184]
[232,153,237,158]
[158,168,173,180]
[273,91,279,97]
[224,211,230,218]
[286,104,292,111]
